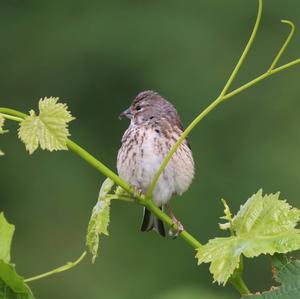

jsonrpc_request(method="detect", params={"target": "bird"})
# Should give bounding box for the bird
[117,90,194,237]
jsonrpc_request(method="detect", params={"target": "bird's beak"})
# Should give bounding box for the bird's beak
[119,107,132,120]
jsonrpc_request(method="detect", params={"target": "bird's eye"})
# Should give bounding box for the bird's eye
[136,105,141,111]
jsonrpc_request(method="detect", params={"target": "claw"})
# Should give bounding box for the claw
[166,204,184,239]
[168,218,184,239]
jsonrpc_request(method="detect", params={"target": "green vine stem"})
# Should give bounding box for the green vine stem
[24,251,87,283]
[229,274,250,295]
[219,0,263,98]
[268,20,295,72]
[0,109,250,295]
[67,140,204,250]
[0,108,202,249]
[146,0,300,199]
[1,0,300,295]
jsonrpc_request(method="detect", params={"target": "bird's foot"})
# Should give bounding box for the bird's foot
[166,204,184,239]
[169,217,184,239]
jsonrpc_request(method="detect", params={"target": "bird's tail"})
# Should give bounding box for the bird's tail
[140,207,165,237]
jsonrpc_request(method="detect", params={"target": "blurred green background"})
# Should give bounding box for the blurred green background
[1,0,300,298]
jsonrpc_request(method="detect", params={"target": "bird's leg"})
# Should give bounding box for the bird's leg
[165,204,184,238]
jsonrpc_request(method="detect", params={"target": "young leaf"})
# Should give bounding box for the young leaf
[242,255,300,299]
[196,190,300,285]
[196,237,241,285]
[219,199,233,231]
[233,190,300,257]
[18,97,75,154]
[0,213,15,264]
[86,178,114,263]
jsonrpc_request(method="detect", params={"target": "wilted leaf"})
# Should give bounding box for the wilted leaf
[18,97,75,154]
[196,190,300,285]
[86,178,114,263]
[242,255,300,299]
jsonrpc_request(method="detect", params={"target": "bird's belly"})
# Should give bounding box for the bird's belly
[117,137,175,206]
[117,126,194,206]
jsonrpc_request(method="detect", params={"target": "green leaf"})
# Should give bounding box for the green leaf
[0,213,15,263]
[196,237,241,285]
[196,190,300,285]
[18,97,75,154]
[234,189,300,257]
[242,255,300,299]
[219,199,233,231]
[234,190,299,235]
[0,261,34,299]
[86,178,114,263]
[0,213,34,298]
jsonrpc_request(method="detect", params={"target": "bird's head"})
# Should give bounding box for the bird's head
[119,90,179,126]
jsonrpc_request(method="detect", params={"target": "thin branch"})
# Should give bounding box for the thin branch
[146,2,300,200]
[146,0,263,199]
[66,139,132,195]
[229,271,250,295]
[268,20,295,72]
[24,251,87,283]
[0,113,23,122]
[219,0,263,97]
[1,0,299,295]
[145,200,202,249]
[223,58,300,101]
[0,107,202,250]
[145,95,223,199]
[271,58,300,74]
[0,108,27,119]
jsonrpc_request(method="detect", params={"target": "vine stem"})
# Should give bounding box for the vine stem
[68,140,203,249]
[0,113,23,122]
[1,0,300,295]
[229,274,250,295]
[0,108,202,249]
[268,20,295,72]
[146,0,263,199]
[219,0,263,98]
[24,251,87,283]
[0,108,236,290]
[146,0,300,200]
